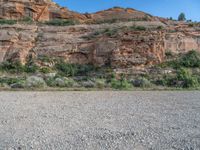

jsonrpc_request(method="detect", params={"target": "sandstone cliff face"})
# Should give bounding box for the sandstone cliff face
[0,24,37,63]
[1,22,199,70]
[0,0,155,22]
[0,22,167,68]
[165,33,200,53]
[0,0,86,21]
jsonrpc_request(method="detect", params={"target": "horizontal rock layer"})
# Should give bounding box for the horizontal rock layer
[1,22,200,69]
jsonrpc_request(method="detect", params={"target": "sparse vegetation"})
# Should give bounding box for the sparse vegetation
[0,49,199,90]
[129,25,146,31]
[0,19,17,25]
[0,61,24,73]
[110,75,132,90]
[179,50,200,68]
[20,17,33,24]
[132,77,152,88]
[159,50,200,69]
[44,19,79,26]
[55,61,97,77]
[165,50,174,58]
[156,68,199,88]
[95,79,106,89]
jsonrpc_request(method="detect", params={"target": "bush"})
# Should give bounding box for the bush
[0,77,25,86]
[20,17,33,24]
[45,77,56,87]
[45,19,78,26]
[55,61,97,77]
[54,77,75,87]
[111,75,132,89]
[55,62,78,77]
[95,79,106,89]
[39,67,52,74]
[0,61,24,73]
[0,19,17,25]
[95,18,119,24]
[159,50,200,69]
[0,60,39,74]
[179,50,200,68]
[81,80,96,88]
[165,51,173,57]
[132,77,152,88]
[156,68,199,88]
[176,68,199,88]
[157,26,163,30]
[178,13,186,21]
[103,28,118,37]
[25,76,46,88]
[24,63,38,73]
[130,25,146,31]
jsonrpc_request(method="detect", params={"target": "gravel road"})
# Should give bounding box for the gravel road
[0,91,200,150]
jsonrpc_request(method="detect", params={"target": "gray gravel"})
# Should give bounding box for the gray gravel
[0,91,200,150]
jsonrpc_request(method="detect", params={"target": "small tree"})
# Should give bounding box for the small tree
[178,13,186,21]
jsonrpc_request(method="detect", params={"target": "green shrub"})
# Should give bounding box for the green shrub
[165,51,173,57]
[157,68,199,88]
[159,50,200,69]
[103,28,118,37]
[45,19,78,26]
[157,26,163,30]
[179,50,200,67]
[95,18,119,24]
[132,77,152,88]
[52,77,75,87]
[24,63,38,73]
[0,77,25,85]
[0,61,24,73]
[55,61,97,77]
[0,60,39,74]
[0,19,17,25]
[20,17,33,24]
[25,76,46,88]
[37,55,52,63]
[95,79,106,89]
[176,68,199,88]
[45,77,56,87]
[39,67,52,74]
[55,62,78,77]
[130,25,146,31]
[111,75,132,89]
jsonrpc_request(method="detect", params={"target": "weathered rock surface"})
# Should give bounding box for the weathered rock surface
[0,22,165,67]
[0,0,155,22]
[0,21,200,70]
[0,0,86,21]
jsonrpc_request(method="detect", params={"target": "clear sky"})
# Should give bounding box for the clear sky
[53,0,200,21]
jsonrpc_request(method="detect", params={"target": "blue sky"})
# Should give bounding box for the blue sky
[53,0,200,21]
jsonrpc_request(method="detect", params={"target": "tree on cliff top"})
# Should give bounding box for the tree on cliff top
[178,13,186,21]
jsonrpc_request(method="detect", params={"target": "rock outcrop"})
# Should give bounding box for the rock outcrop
[0,0,155,22]
[0,23,165,67]
[0,0,86,21]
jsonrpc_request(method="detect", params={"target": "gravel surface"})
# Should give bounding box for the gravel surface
[0,91,200,150]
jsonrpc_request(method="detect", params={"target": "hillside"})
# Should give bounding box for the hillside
[0,0,200,90]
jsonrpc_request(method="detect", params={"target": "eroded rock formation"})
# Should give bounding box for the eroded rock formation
[0,0,86,21]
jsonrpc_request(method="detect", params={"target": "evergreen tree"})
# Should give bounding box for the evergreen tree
[178,13,186,21]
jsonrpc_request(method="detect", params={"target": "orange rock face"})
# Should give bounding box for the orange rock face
[0,24,166,67]
[0,0,86,21]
